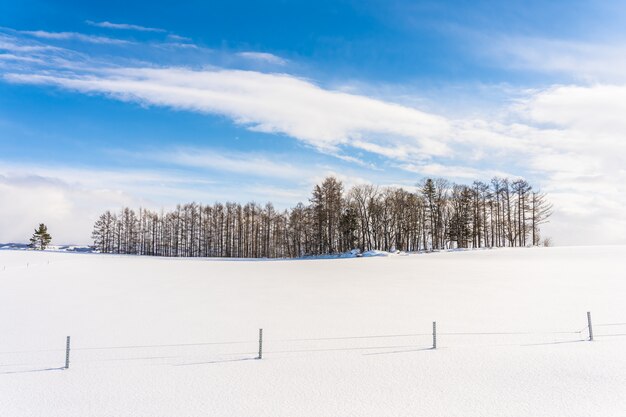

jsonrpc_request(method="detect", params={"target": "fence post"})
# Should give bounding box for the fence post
[65,336,71,369]
[432,321,437,349]
[587,312,593,341]
[257,328,263,359]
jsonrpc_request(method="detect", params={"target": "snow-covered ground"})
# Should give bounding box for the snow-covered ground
[0,243,94,252]
[0,246,625,417]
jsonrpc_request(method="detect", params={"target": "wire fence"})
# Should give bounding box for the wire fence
[1,315,625,375]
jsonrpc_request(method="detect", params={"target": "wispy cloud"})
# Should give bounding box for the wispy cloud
[398,162,512,181]
[154,42,199,50]
[20,30,131,45]
[237,51,288,65]
[155,148,310,179]
[0,53,44,64]
[85,20,166,33]
[2,67,452,162]
[0,35,62,52]
[484,35,626,82]
[167,34,191,42]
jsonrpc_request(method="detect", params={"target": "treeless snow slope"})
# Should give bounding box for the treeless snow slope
[0,246,624,417]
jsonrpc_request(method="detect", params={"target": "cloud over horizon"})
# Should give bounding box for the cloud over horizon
[85,20,166,33]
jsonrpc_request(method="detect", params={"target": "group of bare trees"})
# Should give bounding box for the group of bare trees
[92,176,552,257]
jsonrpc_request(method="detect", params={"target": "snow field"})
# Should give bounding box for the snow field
[0,246,625,416]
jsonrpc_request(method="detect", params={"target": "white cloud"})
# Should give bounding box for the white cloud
[0,35,62,53]
[515,84,626,245]
[0,173,137,244]
[237,51,288,65]
[85,20,166,33]
[398,162,512,180]
[519,84,626,135]
[486,36,626,82]
[153,148,310,179]
[3,67,452,160]
[0,53,44,63]
[167,34,191,42]
[20,30,131,45]
[0,159,330,243]
[153,42,199,50]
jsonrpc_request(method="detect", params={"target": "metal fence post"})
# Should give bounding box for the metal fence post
[65,336,71,369]
[587,312,593,341]
[257,328,263,359]
[432,321,437,349]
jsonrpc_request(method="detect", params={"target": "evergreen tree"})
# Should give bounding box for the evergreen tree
[29,223,52,250]
[421,179,437,250]
[339,205,359,251]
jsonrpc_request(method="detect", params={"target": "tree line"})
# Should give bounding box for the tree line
[92,176,552,258]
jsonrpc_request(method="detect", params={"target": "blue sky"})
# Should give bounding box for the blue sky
[1,0,626,244]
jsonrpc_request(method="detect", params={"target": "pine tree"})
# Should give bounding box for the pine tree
[421,179,437,250]
[29,223,52,250]
[339,205,359,251]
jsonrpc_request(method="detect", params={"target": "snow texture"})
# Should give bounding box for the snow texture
[0,246,625,417]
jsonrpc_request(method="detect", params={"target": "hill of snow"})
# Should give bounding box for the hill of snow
[0,246,625,417]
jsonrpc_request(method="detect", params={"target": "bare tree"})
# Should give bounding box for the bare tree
[92,176,551,257]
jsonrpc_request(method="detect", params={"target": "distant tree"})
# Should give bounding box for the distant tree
[348,184,378,251]
[29,223,52,250]
[310,177,343,254]
[448,185,473,248]
[530,191,553,246]
[91,176,552,258]
[92,211,115,253]
[511,179,532,246]
[421,179,437,250]
[421,178,449,250]
[339,204,359,251]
